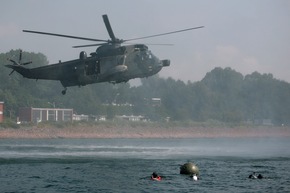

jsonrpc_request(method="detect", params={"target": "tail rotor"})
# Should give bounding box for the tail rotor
[7,49,32,75]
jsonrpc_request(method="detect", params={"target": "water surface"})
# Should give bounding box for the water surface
[0,138,289,192]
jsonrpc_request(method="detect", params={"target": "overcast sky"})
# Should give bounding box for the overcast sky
[1,0,290,84]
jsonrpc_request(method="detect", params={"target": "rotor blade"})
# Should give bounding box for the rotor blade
[19,49,22,63]
[73,43,108,48]
[124,26,204,42]
[122,42,174,46]
[9,70,15,76]
[73,42,174,48]
[23,30,108,42]
[102,14,116,42]
[139,43,174,46]
[22,61,32,65]
[7,58,19,66]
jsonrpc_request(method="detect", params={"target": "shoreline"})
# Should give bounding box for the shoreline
[0,126,289,139]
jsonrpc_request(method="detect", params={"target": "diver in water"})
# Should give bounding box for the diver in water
[192,173,198,181]
[151,172,162,181]
[249,172,257,179]
[249,172,263,179]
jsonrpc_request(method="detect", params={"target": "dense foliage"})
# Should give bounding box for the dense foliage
[1,50,290,125]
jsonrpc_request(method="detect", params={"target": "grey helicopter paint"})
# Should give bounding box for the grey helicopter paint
[5,14,203,95]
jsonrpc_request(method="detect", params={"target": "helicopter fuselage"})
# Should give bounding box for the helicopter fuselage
[6,44,170,90]
[62,44,170,87]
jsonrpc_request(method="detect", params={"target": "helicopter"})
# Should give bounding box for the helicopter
[5,14,203,95]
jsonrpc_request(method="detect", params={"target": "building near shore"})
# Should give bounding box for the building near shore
[0,102,4,123]
[19,107,73,123]
[73,114,89,121]
[116,115,147,122]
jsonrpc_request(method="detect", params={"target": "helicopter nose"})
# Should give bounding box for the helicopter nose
[161,59,170,67]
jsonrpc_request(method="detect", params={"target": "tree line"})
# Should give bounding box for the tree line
[1,49,290,126]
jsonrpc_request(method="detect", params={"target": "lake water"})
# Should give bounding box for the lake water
[0,137,289,192]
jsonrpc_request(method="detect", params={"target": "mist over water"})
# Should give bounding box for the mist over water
[1,138,290,192]
[0,138,289,159]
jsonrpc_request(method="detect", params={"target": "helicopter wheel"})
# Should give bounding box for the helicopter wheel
[62,88,67,95]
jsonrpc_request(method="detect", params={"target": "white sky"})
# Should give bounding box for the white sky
[1,0,290,83]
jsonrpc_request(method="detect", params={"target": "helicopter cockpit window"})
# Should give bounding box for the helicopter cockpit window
[143,51,152,59]
[147,51,152,59]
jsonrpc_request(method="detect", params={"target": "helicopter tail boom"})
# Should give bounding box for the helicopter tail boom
[5,65,32,78]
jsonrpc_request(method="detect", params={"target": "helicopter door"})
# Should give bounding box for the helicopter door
[85,61,97,76]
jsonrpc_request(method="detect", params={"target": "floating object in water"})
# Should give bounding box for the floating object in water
[180,162,200,175]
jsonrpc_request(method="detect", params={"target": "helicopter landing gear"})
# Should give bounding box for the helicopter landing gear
[62,88,67,95]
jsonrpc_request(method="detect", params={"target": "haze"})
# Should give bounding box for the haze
[1,0,289,83]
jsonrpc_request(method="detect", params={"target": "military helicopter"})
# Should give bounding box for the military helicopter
[5,14,203,95]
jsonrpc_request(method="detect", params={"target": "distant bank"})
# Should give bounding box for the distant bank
[0,125,289,139]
